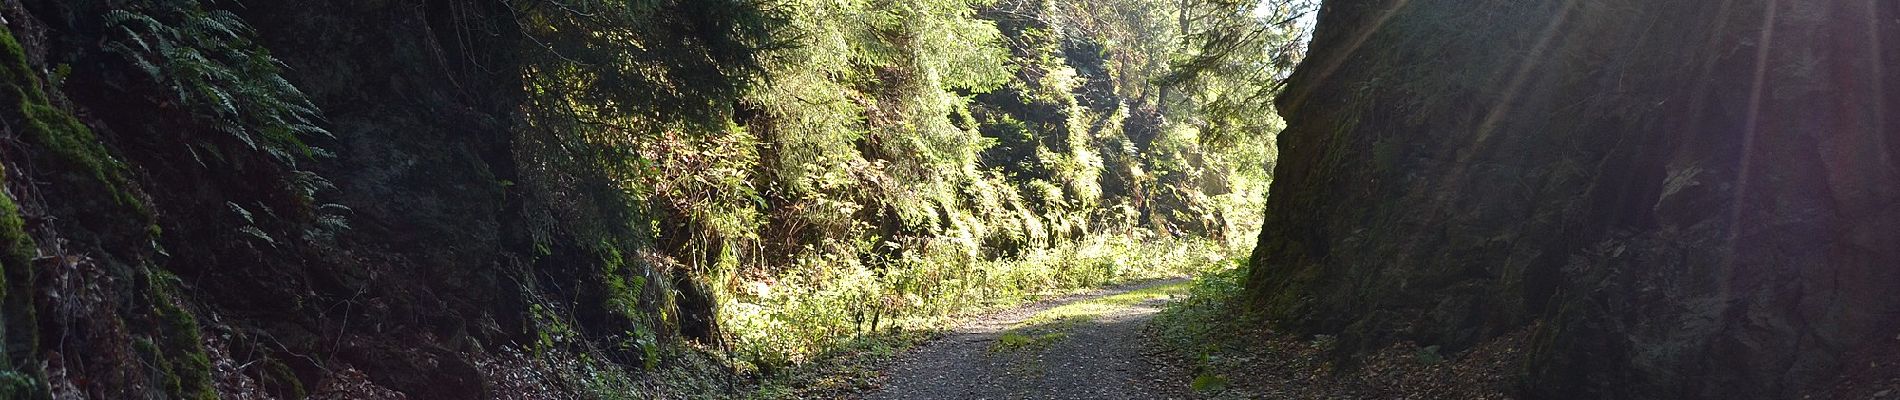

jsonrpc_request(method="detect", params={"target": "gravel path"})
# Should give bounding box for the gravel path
[869,279,1188,400]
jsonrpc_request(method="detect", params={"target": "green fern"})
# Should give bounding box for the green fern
[102,1,328,166]
[104,1,348,239]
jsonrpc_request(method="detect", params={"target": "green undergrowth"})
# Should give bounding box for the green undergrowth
[992,281,1191,353]
[1152,261,1265,396]
[744,330,933,399]
[730,235,1236,395]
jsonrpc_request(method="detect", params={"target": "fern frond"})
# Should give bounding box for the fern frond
[102,0,330,166]
[226,201,255,223]
[236,226,276,247]
[184,13,240,40]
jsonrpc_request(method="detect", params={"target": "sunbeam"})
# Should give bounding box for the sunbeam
[1467,0,1584,153]
[1681,0,1741,153]
[1868,0,1888,164]
[1724,0,1780,270]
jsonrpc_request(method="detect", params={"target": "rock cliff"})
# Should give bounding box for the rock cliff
[1248,0,1900,398]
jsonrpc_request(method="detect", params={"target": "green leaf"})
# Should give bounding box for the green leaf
[1190,373,1227,393]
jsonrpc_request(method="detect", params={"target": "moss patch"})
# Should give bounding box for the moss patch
[0,28,144,216]
[0,177,38,390]
[141,271,217,400]
[0,31,47,400]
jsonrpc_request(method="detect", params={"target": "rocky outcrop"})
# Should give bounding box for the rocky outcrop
[1247,0,1900,398]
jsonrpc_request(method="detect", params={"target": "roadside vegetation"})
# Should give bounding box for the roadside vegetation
[2,0,1311,397]
[1150,262,1523,399]
[739,236,1233,397]
[674,0,1316,394]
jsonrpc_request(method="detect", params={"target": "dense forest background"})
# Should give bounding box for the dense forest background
[0,0,1312,397]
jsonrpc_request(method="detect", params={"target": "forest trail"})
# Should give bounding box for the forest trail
[869,279,1189,400]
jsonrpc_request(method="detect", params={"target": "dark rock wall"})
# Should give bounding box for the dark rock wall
[0,0,707,398]
[1248,0,1900,398]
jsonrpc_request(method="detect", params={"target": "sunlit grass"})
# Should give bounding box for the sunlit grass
[1018,282,1191,327]
[990,281,1191,352]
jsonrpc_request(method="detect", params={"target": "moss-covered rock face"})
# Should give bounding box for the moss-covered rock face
[1249,0,1900,398]
[0,23,146,222]
[1,27,58,400]
[141,271,218,400]
[0,162,42,400]
[5,20,221,400]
